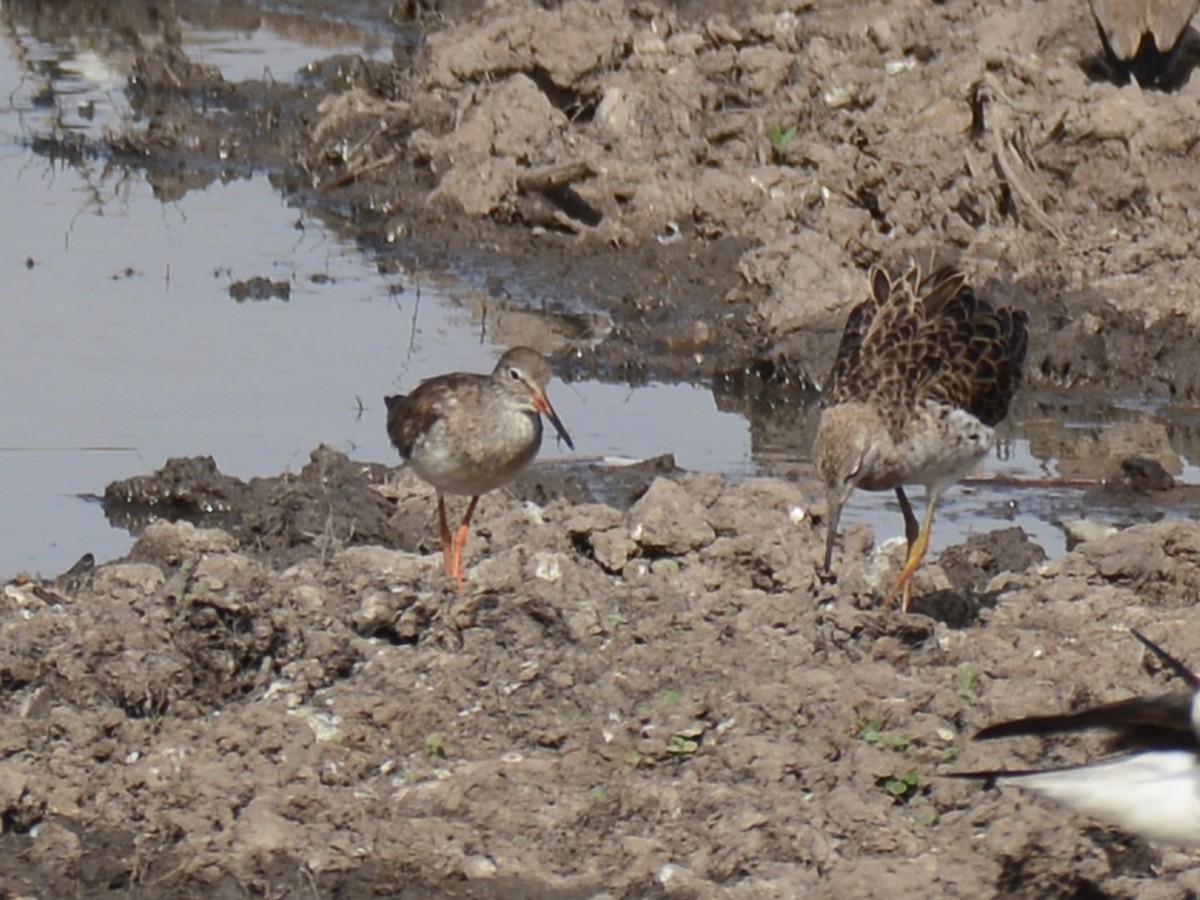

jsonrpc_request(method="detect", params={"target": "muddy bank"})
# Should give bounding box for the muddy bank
[12,0,1200,395]
[4,448,1200,897]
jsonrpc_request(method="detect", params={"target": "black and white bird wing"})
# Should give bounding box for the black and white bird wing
[953,630,1200,845]
[958,749,1200,846]
[968,630,1200,751]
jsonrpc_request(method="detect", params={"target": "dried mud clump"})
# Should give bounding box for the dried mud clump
[10,450,1200,895]
[296,0,1200,397]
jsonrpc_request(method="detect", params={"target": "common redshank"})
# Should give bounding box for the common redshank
[956,630,1200,845]
[1088,0,1199,83]
[814,265,1029,611]
[385,347,574,591]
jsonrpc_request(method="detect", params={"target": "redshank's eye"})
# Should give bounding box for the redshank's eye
[508,368,521,380]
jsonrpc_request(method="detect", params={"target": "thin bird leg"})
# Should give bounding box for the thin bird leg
[437,494,454,576]
[895,487,919,553]
[892,487,920,611]
[885,491,939,612]
[450,495,481,593]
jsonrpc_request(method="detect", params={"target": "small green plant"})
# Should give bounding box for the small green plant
[938,746,959,764]
[623,750,652,770]
[955,664,982,701]
[424,732,446,758]
[883,769,920,802]
[858,719,884,744]
[606,610,629,628]
[858,719,911,751]
[918,808,938,827]
[655,559,681,576]
[666,734,699,756]
[768,123,798,154]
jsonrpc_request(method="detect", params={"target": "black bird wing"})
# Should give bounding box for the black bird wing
[973,690,1199,752]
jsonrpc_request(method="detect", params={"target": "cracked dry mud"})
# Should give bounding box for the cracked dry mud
[6,0,1200,897]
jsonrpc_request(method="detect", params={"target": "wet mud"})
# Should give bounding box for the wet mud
[6,0,1200,897]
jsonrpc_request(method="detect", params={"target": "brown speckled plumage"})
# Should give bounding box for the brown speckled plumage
[815,266,1029,610]
[823,267,1028,434]
[1088,0,1199,82]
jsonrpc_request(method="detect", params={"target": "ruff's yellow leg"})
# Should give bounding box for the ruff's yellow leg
[885,493,939,611]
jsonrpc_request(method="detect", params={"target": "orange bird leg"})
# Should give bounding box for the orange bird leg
[450,495,481,593]
[437,494,454,576]
[884,492,939,612]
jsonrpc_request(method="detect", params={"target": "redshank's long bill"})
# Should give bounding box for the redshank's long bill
[953,629,1200,846]
[814,265,1028,611]
[385,346,574,591]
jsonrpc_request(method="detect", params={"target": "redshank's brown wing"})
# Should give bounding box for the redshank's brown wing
[1090,0,1200,59]
[385,373,484,461]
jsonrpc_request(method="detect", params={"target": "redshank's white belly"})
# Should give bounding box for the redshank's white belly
[409,410,542,497]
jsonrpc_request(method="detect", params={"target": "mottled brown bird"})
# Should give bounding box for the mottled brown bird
[385,347,574,591]
[814,266,1029,610]
[1089,0,1200,83]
